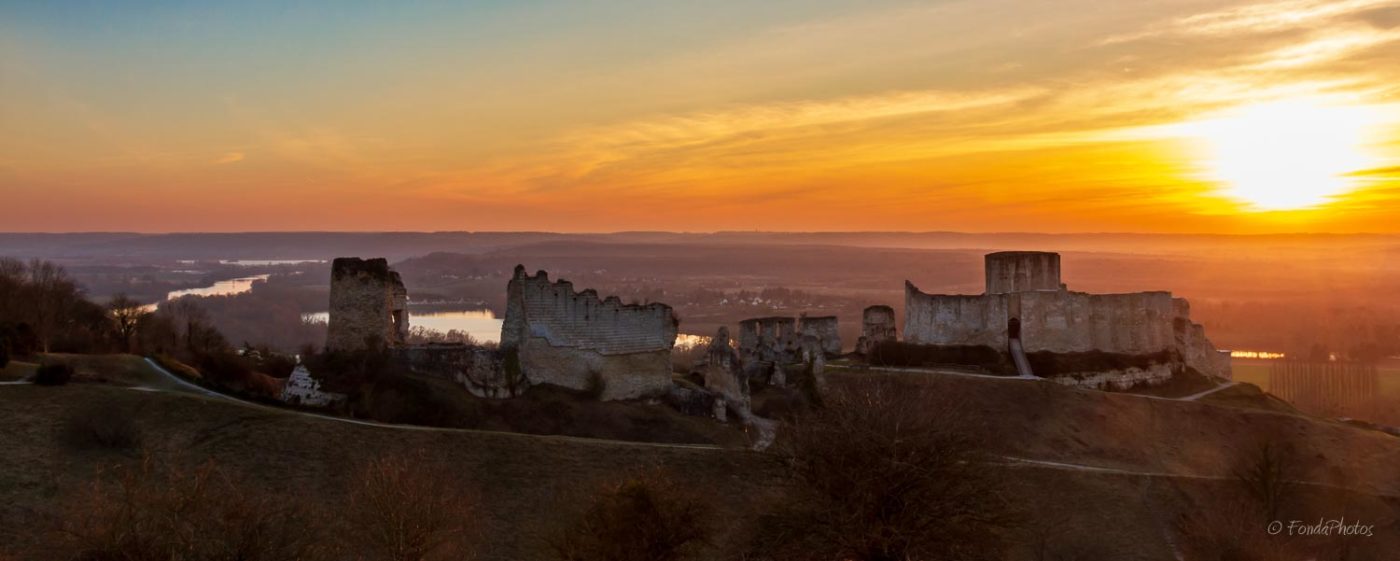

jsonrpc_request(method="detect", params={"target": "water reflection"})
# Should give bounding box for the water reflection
[219,259,326,266]
[142,274,270,312]
[167,275,270,300]
[302,309,504,344]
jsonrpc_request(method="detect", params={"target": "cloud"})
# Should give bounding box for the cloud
[214,151,245,164]
[1100,0,1397,44]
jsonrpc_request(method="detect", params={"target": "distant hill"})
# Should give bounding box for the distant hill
[3,230,1396,261]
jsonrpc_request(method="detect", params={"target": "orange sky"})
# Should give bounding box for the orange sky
[3,0,1400,233]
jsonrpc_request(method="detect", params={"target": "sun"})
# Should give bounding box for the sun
[1178,99,1382,211]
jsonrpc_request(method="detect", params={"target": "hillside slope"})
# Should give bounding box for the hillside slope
[2,367,1398,559]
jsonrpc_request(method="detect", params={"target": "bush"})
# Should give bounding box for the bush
[552,469,711,561]
[196,350,256,387]
[340,454,478,561]
[45,457,330,561]
[866,340,1011,373]
[750,378,1016,561]
[33,363,73,386]
[61,401,142,452]
[1025,349,1173,376]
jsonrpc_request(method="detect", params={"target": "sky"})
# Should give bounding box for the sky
[3,0,1400,233]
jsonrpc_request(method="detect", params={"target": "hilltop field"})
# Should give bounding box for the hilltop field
[2,355,1398,560]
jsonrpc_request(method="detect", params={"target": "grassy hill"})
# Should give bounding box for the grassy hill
[1,358,1398,559]
[1,353,182,388]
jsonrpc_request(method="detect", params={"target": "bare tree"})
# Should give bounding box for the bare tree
[1232,441,1299,522]
[551,468,712,561]
[340,454,479,561]
[751,378,1017,561]
[0,258,26,321]
[158,297,227,356]
[106,293,146,353]
[24,259,80,353]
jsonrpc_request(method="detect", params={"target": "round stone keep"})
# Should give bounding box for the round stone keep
[984,251,1062,294]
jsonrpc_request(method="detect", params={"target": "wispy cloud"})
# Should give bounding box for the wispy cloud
[1100,0,1398,44]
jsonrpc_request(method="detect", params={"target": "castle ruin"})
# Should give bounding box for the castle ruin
[501,265,679,400]
[326,258,409,352]
[904,251,1230,387]
[856,305,897,354]
[799,315,841,357]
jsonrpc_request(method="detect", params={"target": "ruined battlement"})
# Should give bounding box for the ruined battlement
[501,265,678,355]
[327,257,409,351]
[501,265,678,400]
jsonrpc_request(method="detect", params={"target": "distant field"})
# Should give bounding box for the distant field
[1231,358,1400,398]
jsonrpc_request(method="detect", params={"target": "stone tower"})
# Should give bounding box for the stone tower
[984,251,1063,294]
[857,305,896,354]
[326,257,409,351]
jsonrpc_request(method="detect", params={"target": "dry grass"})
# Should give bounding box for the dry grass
[59,400,143,452]
[341,454,481,561]
[20,353,181,388]
[42,456,329,561]
[0,383,777,560]
[551,468,712,561]
[751,378,1017,561]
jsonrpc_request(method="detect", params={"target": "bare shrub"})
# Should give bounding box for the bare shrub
[1177,497,1311,561]
[339,454,479,561]
[552,468,712,561]
[1232,441,1299,522]
[751,378,1016,561]
[45,456,328,561]
[60,401,142,452]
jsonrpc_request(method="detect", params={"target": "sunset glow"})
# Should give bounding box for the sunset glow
[1176,99,1385,211]
[3,1,1400,232]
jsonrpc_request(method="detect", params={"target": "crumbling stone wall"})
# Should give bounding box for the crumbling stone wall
[394,344,516,398]
[501,266,678,400]
[1019,290,1176,355]
[738,316,800,367]
[1173,298,1232,380]
[691,326,748,414]
[903,285,1009,349]
[857,305,897,354]
[798,315,842,356]
[327,258,409,351]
